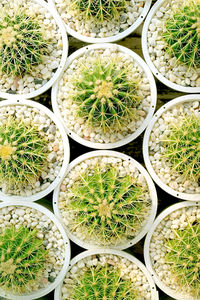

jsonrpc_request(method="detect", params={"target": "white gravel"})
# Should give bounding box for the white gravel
[149,205,200,298]
[147,0,200,88]
[54,0,145,38]
[61,253,152,299]
[149,100,200,195]
[56,47,152,144]
[0,104,64,196]
[0,205,66,293]
[0,0,63,95]
[58,155,152,247]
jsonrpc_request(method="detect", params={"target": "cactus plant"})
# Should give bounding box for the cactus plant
[73,56,142,132]
[0,117,48,190]
[0,226,47,294]
[161,114,200,181]
[72,0,127,23]
[0,10,50,76]
[164,220,200,298]
[70,262,137,299]
[66,164,151,245]
[163,0,200,68]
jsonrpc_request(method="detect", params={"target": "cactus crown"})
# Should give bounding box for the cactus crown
[163,0,200,68]
[0,226,47,294]
[72,0,127,23]
[161,114,200,181]
[0,9,50,76]
[73,56,142,132]
[66,163,151,245]
[71,262,137,299]
[165,220,200,298]
[0,117,48,190]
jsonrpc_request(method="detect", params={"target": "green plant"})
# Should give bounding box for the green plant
[73,56,142,132]
[66,164,151,245]
[0,226,47,294]
[161,113,200,181]
[164,220,200,298]
[0,10,50,76]
[0,117,48,190]
[70,262,137,299]
[163,0,200,68]
[72,0,127,22]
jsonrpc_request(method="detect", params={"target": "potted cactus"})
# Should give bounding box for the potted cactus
[0,200,70,300]
[0,99,69,202]
[52,43,156,149]
[144,201,200,300]
[0,0,68,100]
[143,94,200,201]
[48,0,152,43]
[142,0,200,93]
[53,150,157,249]
[55,249,158,300]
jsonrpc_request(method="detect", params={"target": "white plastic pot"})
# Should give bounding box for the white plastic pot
[0,99,70,202]
[142,0,200,93]
[0,0,68,100]
[0,200,71,300]
[55,248,159,300]
[143,94,200,201]
[52,43,157,149]
[53,150,158,250]
[144,201,200,300]
[48,0,152,43]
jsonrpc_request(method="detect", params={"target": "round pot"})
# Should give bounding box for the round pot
[144,201,200,300]
[55,249,159,300]
[52,43,157,149]
[142,0,200,93]
[53,150,158,250]
[143,94,200,201]
[0,0,68,100]
[0,99,70,201]
[0,200,71,300]
[48,0,152,43]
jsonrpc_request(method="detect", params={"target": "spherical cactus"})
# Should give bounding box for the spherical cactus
[73,56,142,132]
[0,10,50,76]
[0,117,48,190]
[72,0,127,22]
[163,0,200,68]
[161,114,200,181]
[71,263,137,299]
[165,221,200,298]
[0,226,47,294]
[66,164,150,245]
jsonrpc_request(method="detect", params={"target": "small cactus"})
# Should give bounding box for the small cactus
[73,56,142,132]
[66,164,151,245]
[161,114,200,181]
[165,221,200,298]
[0,226,47,294]
[163,0,200,68]
[0,10,50,76]
[72,0,127,23]
[0,117,48,191]
[70,262,137,299]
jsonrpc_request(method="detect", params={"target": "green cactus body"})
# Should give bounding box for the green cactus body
[72,0,127,22]
[0,117,48,190]
[66,164,151,245]
[161,114,200,181]
[71,263,137,299]
[0,226,47,294]
[165,221,200,298]
[73,56,142,132]
[0,11,49,76]
[163,1,200,68]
